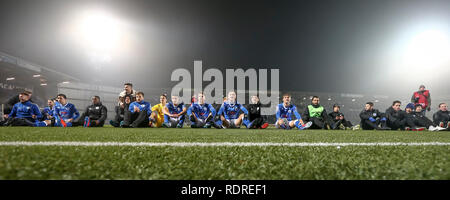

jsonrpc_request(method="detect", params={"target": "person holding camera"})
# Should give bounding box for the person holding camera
[328,104,353,130]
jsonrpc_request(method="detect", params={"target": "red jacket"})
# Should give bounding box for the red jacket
[412,90,430,109]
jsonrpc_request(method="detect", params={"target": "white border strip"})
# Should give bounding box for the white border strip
[0,141,449,147]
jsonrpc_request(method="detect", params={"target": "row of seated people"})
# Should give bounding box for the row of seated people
[1,84,449,131]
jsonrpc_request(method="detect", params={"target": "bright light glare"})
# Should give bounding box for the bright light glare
[79,11,121,51]
[70,10,128,63]
[402,29,450,69]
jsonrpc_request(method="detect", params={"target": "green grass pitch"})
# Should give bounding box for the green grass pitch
[0,126,449,180]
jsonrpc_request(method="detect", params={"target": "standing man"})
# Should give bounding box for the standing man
[119,83,137,101]
[302,96,334,129]
[76,96,108,127]
[411,85,431,115]
[433,103,450,130]
[359,102,390,130]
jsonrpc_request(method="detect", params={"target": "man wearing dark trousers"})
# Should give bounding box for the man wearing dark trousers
[328,104,353,130]
[121,92,152,128]
[3,90,35,119]
[385,100,407,130]
[75,96,108,127]
[302,96,334,129]
[433,103,450,130]
[359,102,390,130]
[246,95,269,129]
[413,104,446,131]
[2,91,42,127]
[110,95,132,127]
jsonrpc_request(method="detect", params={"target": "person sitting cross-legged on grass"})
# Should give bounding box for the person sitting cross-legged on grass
[162,95,187,128]
[187,92,219,128]
[275,93,312,130]
[121,92,152,128]
[359,102,390,130]
[217,91,249,129]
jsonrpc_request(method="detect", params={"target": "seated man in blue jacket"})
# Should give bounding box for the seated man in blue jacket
[359,102,390,130]
[3,91,42,127]
[163,95,187,128]
[121,91,151,128]
[187,92,217,128]
[217,91,250,129]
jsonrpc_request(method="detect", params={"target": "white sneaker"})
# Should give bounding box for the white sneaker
[428,126,437,131]
[435,126,447,131]
[304,121,312,129]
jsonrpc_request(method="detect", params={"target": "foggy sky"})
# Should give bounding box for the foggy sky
[1,0,450,96]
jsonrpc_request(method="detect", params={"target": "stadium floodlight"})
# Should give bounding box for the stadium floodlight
[69,9,127,64]
[40,83,47,86]
[62,81,70,84]
[6,77,15,81]
[401,29,450,70]
[79,10,121,51]
[33,74,41,78]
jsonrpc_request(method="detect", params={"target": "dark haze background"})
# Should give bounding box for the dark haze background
[1,0,450,97]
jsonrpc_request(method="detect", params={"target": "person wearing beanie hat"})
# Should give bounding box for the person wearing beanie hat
[406,103,415,110]
[411,84,431,115]
[403,103,423,131]
[403,104,445,131]
[414,104,446,131]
